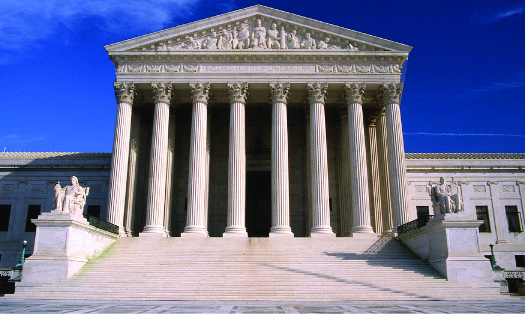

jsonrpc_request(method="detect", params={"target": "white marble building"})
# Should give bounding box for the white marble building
[0,5,524,278]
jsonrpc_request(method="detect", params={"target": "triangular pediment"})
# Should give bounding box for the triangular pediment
[105,5,411,54]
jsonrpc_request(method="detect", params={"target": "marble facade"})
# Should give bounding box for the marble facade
[0,6,524,278]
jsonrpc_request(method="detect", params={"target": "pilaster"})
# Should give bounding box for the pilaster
[487,181,509,244]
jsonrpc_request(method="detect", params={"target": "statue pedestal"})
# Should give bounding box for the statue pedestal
[16,211,118,291]
[399,214,495,284]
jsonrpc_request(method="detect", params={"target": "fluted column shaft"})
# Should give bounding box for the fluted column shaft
[344,83,374,234]
[107,82,135,235]
[142,82,172,236]
[367,120,383,234]
[224,82,248,236]
[163,114,176,236]
[339,110,352,236]
[376,111,394,234]
[270,83,293,237]
[183,83,210,237]
[307,83,334,236]
[381,83,410,230]
[124,115,140,236]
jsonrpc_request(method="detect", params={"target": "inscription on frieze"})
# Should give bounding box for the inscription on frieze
[117,63,401,74]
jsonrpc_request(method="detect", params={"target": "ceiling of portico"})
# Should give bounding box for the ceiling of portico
[105,5,412,56]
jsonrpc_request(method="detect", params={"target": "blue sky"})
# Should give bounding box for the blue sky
[1,0,524,153]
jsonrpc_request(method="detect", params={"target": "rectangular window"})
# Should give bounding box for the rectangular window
[25,205,41,232]
[416,206,429,219]
[87,205,101,218]
[516,255,525,267]
[0,204,11,231]
[476,206,491,233]
[506,206,522,233]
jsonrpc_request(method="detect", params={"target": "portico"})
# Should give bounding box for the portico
[103,5,412,238]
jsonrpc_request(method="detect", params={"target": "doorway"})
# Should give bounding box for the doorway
[246,171,272,237]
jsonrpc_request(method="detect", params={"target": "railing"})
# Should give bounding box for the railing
[397,215,434,236]
[83,214,119,235]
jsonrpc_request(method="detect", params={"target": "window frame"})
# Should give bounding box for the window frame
[476,205,491,233]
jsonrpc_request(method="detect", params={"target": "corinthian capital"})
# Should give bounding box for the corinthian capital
[306,82,328,105]
[227,82,248,104]
[189,82,211,104]
[379,83,403,105]
[343,83,366,104]
[269,82,290,104]
[151,82,173,104]
[114,82,136,105]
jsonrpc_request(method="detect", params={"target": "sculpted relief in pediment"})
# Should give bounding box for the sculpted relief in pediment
[130,17,369,52]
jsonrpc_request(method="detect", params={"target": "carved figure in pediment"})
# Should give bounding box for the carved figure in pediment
[301,33,316,49]
[234,23,250,49]
[252,19,267,48]
[286,30,300,49]
[188,37,201,49]
[317,37,330,49]
[431,177,464,215]
[53,176,89,216]
[218,29,233,49]
[346,43,359,51]
[267,23,280,49]
[203,32,218,49]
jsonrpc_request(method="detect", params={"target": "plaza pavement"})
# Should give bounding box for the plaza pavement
[0,299,524,313]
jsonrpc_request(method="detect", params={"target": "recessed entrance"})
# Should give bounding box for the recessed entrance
[246,171,272,237]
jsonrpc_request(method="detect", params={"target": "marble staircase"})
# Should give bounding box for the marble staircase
[6,237,508,301]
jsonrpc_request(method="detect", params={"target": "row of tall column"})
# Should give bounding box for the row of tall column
[107,81,410,237]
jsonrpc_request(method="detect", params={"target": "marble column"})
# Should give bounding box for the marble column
[380,83,410,231]
[269,83,294,237]
[304,108,313,234]
[366,114,383,234]
[307,82,335,237]
[182,82,210,237]
[163,114,176,236]
[141,82,172,236]
[344,83,374,235]
[224,82,248,237]
[107,82,135,235]
[376,109,394,235]
[339,108,352,236]
[124,115,141,236]
[488,181,509,244]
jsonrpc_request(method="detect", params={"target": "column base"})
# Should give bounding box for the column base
[351,225,375,234]
[140,225,167,237]
[381,230,395,237]
[181,232,208,238]
[310,232,336,238]
[269,231,294,238]
[223,232,248,238]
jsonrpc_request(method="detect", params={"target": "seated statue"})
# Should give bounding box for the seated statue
[431,177,463,214]
[53,176,89,216]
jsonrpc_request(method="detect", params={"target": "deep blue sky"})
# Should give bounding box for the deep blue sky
[1,0,524,153]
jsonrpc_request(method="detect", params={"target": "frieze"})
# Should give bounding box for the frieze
[117,63,401,74]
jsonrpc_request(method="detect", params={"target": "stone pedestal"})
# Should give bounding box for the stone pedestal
[16,211,118,291]
[399,214,495,284]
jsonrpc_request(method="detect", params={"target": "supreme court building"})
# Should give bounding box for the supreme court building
[1,6,525,297]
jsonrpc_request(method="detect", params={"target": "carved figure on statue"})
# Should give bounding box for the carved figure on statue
[286,30,300,49]
[52,176,89,216]
[234,23,250,49]
[317,37,330,49]
[266,23,280,49]
[252,19,267,48]
[218,29,233,49]
[188,37,201,49]
[203,32,218,49]
[301,33,316,49]
[431,177,464,215]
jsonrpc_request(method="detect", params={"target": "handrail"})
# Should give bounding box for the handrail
[83,214,119,235]
[397,215,434,236]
